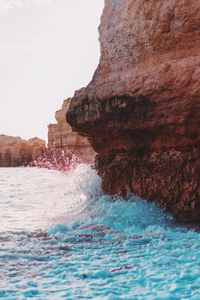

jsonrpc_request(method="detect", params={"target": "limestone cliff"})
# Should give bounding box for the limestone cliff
[48,99,95,163]
[67,0,200,223]
[0,135,46,167]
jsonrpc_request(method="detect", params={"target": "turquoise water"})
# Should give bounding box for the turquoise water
[0,165,200,299]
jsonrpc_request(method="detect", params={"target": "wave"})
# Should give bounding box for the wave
[47,164,185,240]
[1,164,200,299]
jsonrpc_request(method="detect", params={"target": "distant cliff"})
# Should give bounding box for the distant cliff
[0,135,46,167]
[48,99,95,163]
[67,0,200,223]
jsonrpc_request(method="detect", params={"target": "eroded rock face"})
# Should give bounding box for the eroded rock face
[67,0,200,223]
[48,99,95,163]
[0,135,46,167]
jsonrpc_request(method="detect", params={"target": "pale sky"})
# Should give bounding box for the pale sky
[0,0,104,141]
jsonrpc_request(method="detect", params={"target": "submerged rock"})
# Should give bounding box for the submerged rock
[0,135,46,167]
[48,99,95,164]
[67,0,200,223]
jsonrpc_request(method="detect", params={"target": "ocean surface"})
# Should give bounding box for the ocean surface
[1,165,200,299]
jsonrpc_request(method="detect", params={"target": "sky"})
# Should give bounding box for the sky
[0,0,104,141]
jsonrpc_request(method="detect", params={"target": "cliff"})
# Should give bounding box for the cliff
[48,99,95,163]
[0,135,46,167]
[67,0,200,223]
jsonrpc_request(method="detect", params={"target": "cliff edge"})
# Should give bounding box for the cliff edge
[48,99,95,163]
[67,0,200,223]
[0,135,46,167]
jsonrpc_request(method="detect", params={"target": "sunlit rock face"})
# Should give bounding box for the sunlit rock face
[48,99,95,164]
[0,135,46,167]
[67,0,200,223]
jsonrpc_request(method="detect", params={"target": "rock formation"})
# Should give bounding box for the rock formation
[0,135,46,167]
[48,99,95,163]
[67,0,200,223]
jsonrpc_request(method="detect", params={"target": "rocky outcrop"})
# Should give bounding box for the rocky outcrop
[48,99,95,163]
[67,0,200,223]
[0,135,46,167]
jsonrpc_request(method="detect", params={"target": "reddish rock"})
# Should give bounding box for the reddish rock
[67,0,200,223]
[48,99,95,164]
[0,135,46,167]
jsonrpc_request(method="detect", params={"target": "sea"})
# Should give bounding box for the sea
[1,165,200,299]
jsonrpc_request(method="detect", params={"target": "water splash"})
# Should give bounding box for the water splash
[27,149,80,172]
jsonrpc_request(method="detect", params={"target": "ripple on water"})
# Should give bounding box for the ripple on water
[0,165,200,299]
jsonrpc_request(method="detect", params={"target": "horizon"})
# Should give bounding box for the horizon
[0,0,104,141]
